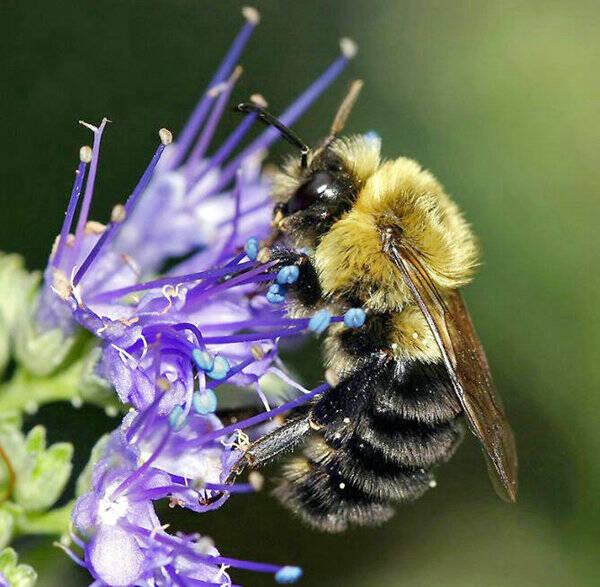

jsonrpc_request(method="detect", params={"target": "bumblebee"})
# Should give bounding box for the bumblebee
[224,82,518,532]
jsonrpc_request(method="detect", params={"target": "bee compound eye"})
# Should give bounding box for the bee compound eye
[285,171,337,215]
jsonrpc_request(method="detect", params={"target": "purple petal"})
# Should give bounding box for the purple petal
[87,526,145,586]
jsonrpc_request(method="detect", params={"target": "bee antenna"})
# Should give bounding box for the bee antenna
[324,79,363,146]
[235,102,311,169]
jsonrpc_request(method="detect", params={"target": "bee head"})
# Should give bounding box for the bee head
[274,146,362,248]
[236,81,375,249]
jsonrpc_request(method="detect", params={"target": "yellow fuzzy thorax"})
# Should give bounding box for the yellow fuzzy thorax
[314,139,479,312]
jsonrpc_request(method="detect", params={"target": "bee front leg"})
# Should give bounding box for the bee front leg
[269,249,323,309]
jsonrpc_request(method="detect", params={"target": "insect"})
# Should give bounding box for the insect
[221,81,518,532]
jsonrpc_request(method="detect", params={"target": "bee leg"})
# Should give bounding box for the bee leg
[234,416,311,476]
[271,249,323,308]
[205,417,312,503]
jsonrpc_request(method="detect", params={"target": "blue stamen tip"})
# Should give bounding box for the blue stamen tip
[207,355,230,380]
[192,389,218,415]
[275,566,303,584]
[168,405,186,430]
[244,237,260,261]
[192,348,214,371]
[344,307,366,328]
[266,283,286,304]
[277,265,300,285]
[309,309,331,333]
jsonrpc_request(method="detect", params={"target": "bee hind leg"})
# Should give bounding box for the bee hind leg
[241,416,311,470]
[205,416,312,503]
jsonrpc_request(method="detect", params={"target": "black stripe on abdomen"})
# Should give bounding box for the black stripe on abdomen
[275,356,464,532]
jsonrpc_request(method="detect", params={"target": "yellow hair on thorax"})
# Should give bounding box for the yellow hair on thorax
[316,156,479,312]
[328,134,381,184]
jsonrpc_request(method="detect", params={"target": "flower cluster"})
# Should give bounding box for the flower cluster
[18,7,362,586]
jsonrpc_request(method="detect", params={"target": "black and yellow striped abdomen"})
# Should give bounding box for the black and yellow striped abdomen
[275,356,464,532]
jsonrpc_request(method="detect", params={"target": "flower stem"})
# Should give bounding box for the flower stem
[15,501,74,536]
[0,362,83,417]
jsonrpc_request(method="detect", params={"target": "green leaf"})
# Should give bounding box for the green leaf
[24,427,45,455]
[0,425,27,495]
[0,254,40,379]
[0,503,22,550]
[0,314,9,378]
[13,307,78,378]
[0,254,40,334]
[0,254,37,379]
[0,423,73,513]
[0,547,37,587]
[15,444,73,513]
[0,508,15,551]
[0,252,83,378]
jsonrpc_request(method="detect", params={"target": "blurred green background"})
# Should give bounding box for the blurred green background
[1,0,598,585]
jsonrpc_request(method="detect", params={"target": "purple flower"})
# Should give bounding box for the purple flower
[38,7,362,585]
[39,11,356,338]
[36,7,357,416]
[38,15,356,420]
[66,400,323,586]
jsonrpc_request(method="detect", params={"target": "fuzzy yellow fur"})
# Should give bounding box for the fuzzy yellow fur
[270,154,304,204]
[388,307,441,362]
[271,135,478,366]
[281,456,313,481]
[315,147,479,312]
[304,436,335,462]
[328,135,381,183]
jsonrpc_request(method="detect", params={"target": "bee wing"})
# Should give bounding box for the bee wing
[384,238,518,501]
